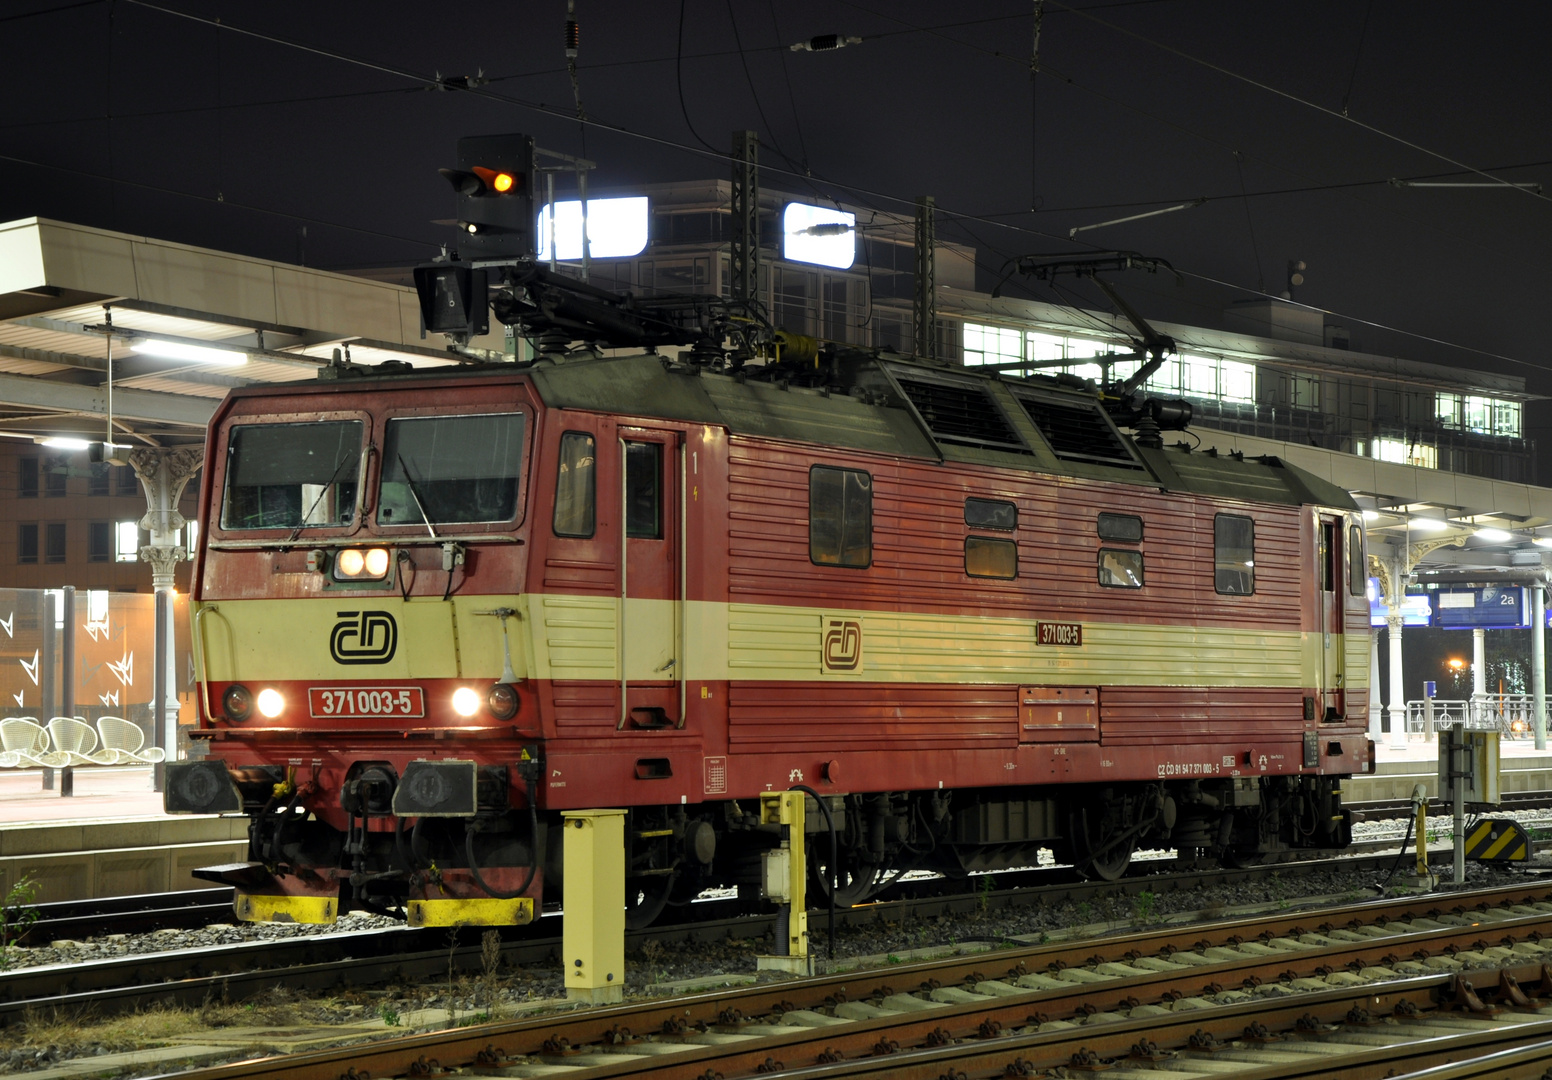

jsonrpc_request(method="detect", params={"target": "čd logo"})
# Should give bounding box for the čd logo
[822,618,862,672]
[330,610,398,665]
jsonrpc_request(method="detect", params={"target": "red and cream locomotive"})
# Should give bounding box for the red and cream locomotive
[165,250,1369,927]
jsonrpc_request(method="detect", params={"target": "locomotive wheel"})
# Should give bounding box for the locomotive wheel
[1219,847,1270,869]
[1071,804,1134,882]
[811,850,882,907]
[624,873,675,929]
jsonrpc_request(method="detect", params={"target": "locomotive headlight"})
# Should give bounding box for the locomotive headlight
[487,683,519,720]
[452,687,481,717]
[222,684,253,722]
[256,688,285,719]
[333,547,391,581]
[364,547,390,577]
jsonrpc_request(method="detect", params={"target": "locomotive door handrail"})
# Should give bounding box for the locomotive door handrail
[619,435,628,728]
[678,439,687,728]
[191,602,230,727]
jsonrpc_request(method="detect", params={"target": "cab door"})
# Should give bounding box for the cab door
[1318,514,1345,719]
[618,427,684,729]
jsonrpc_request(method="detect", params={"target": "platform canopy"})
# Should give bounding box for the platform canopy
[1,216,1548,582]
[0,218,505,449]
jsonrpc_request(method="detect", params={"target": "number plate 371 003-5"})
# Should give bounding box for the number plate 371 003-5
[308,687,426,719]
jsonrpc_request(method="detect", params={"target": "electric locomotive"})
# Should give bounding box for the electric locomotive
[166,264,1370,927]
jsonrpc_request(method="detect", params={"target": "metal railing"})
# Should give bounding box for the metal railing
[1405,694,1540,738]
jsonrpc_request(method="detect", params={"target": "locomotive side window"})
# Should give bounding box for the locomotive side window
[624,442,662,538]
[221,420,362,530]
[378,413,524,526]
[1097,512,1143,542]
[965,497,1016,530]
[553,432,597,538]
[965,536,1017,579]
[1214,514,1255,595]
[1348,523,1365,595]
[810,466,871,567]
[1097,548,1144,588]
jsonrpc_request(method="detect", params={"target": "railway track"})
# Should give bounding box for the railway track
[12,808,1460,946]
[0,850,1472,1024]
[1348,790,1552,822]
[154,881,1552,1080]
[17,888,234,945]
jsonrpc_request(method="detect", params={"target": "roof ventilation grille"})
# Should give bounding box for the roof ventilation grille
[1017,396,1141,468]
[895,377,1030,455]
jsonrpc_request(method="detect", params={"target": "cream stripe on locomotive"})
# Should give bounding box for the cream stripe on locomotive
[197,594,1367,690]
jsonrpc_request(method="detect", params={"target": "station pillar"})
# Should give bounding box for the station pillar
[1471,628,1487,724]
[562,809,625,1004]
[756,791,811,975]
[128,447,203,788]
[1533,582,1548,750]
[1368,630,1382,740]
[1387,607,1407,747]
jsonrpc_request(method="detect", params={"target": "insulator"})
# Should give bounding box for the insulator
[790,34,860,52]
[564,19,579,57]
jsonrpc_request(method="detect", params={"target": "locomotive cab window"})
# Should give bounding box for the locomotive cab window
[1098,548,1144,588]
[624,441,662,539]
[810,466,871,567]
[1214,514,1255,595]
[965,498,1017,531]
[1348,523,1365,596]
[553,432,596,538]
[221,420,362,531]
[966,536,1017,579]
[1097,512,1143,542]
[379,413,524,526]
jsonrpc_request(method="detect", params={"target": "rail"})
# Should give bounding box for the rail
[1405,693,1539,737]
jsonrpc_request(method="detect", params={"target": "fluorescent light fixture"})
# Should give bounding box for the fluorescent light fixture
[1473,527,1512,543]
[38,437,91,450]
[1534,537,1552,549]
[535,196,649,260]
[130,339,248,365]
[1362,509,1380,521]
[782,202,856,268]
[1408,517,1450,531]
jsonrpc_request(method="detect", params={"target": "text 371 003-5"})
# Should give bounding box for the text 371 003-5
[307,687,426,719]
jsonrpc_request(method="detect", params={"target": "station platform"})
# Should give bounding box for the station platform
[0,767,246,903]
[1348,733,1552,803]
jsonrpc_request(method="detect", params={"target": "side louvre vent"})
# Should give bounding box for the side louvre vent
[1016,395,1141,469]
[895,377,1030,455]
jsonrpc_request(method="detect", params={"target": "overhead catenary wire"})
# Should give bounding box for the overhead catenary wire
[1045,0,1550,203]
[72,1,1550,378]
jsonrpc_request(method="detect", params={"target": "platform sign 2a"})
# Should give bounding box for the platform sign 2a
[1435,587,1527,629]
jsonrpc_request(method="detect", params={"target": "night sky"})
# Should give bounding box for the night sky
[4,2,1549,417]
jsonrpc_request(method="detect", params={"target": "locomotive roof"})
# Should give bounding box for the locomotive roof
[242,351,1355,511]
[525,353,1356,511]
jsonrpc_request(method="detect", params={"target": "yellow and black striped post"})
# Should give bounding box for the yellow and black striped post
[1463,818,1533,862]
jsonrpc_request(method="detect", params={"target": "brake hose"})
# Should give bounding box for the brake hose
[465,776,542,900]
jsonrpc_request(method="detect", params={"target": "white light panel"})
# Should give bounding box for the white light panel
[782,203,856,269]
[536,197,649,260]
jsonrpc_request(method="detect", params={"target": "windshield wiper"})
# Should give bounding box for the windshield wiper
[396,454,439,540]
[286,451,359,544]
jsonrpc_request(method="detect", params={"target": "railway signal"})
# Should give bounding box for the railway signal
[438,133,536,259]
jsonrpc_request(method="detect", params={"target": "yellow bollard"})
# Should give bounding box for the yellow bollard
[562,809,626,1004]
[756,791,811,975]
